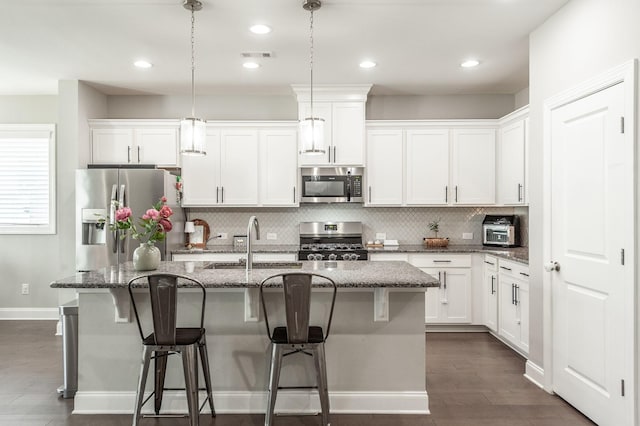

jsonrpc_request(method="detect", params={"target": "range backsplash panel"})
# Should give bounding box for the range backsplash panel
[187,205,529,247]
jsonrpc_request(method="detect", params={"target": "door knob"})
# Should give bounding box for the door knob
[544,261,560,272]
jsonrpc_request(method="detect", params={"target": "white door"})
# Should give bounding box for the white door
[91,128,133,164]
[259,129,298,206]
[181,129,220,206]
[483,267,498,332]
[332,102,365,165]
[440,268,471,323]
[366,129,403,205]
[498,276,519,345]
[135,128,179,166]
[497,120,525,204]
[451,129,496,204]
[421,268,442,323]
[405,129,450,205]
[550,82,630,426]
[220,130,259,205]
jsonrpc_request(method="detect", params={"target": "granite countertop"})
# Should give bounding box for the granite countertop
[50,260,439,289]
[172,244,529,264]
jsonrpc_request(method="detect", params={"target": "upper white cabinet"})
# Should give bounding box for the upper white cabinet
[366,129,403,205]
[89,120,179,167]
[292,85,371,167]
[181,122,298,207]
[497,107,529,205]
[405,129,450,205]
[451,128,496,205]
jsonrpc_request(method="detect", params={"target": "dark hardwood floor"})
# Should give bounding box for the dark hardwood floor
[0,322,595,425]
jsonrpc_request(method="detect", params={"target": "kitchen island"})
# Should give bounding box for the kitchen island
[51,260,438,415]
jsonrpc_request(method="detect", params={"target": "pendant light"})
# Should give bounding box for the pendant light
[180,0,206,156]
[299,0,325,155]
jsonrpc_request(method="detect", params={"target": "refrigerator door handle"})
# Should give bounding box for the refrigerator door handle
[110,184,118,253]
[119,184,126,253]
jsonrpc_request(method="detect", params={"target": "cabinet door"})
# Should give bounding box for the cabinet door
[366,129,403,205]
[135,128,179,166]
[498,275,519,345]
[483,268,498,332]
[220,130,259,205]
[498,120,525,204]
[516,279,529,353]
[180,129,221,206]
[91,128,133,164]
[452,129,496,204]
[332,102,365,165]
[422,268,471,324]
[260,129,298,206]
[405,129,450,205]
[298,102,332,166]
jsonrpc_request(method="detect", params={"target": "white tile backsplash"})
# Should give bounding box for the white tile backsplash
[186,205,529,247]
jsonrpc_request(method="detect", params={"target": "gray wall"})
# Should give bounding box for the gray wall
[528,0,640,370]
[514,88,530,109]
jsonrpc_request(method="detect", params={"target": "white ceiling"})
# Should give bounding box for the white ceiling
[0,0,569,96]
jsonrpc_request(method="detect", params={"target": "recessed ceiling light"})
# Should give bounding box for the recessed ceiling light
[359,61,377,69]
[134,60,153,69]
[249,24,272,35]
[461,59,480,68]
[243,61,260,69]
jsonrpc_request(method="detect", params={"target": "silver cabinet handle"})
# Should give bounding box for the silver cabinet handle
[518,183,523,202]
[455,185,458,203]
[137,146,141,163]
[484,260,495,266]
[515,285,520,306]
[491,275,495,295]
[445,186,448,203]
[520,272,529,277]
[500,266,512,271]
[216,186,219,204]
[368,186,372,203]
[433,260,452,263]
[511,284,515,305]
[127,146,131,163]
[293,186,296,204]
[221,186,224,203]
[443,271,447,290]
[333,146,336,163]
[328,149,331,163]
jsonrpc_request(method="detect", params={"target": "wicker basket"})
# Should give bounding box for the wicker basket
[423,237,449,248]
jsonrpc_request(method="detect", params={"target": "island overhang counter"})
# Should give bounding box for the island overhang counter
[51,260,439,416]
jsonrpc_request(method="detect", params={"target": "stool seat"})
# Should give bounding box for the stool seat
[272,326,325,344]
[143,328,205,346]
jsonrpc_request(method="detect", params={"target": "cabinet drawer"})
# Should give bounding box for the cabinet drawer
[409,254,471,268]
[253,253,296,262]
[483,255,498,272]
[172,253,244,262]
[369,253,410,262]
[498,259,529,279]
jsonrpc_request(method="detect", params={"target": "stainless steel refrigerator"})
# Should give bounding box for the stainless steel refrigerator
[76,167,184,271]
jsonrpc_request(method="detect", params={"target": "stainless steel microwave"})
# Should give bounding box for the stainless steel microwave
[300,167,364,203]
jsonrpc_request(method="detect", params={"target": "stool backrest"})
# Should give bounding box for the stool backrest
[128,273,206,345]
[260,272,337,344]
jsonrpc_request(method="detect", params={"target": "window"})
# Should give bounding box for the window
[0,124,56,234]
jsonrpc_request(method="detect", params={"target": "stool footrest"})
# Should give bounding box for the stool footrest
[143,414,188,418]
[277,385,318,390]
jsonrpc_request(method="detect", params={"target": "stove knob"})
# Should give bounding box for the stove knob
[349,253,358,261]
[307,254,316,261]
[342,253,350,261]
[328,253,337,261]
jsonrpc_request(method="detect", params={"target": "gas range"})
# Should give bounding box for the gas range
[298,221,368,261]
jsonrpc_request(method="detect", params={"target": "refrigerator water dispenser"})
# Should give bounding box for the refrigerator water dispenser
[81,208,107,245]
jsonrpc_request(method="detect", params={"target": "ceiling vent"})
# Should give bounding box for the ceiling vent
[241,51,273,58]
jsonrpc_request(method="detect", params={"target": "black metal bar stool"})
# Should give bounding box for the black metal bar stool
[259,272,337,426]
[128,273,215,426]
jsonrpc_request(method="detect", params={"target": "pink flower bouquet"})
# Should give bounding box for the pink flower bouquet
[110,196,173,246]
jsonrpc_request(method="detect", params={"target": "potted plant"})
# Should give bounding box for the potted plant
[424,218,449,247]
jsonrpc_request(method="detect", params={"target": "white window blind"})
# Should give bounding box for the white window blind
[0,125,56,234]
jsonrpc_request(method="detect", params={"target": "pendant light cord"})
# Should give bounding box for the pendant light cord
[190,4,196,118]
[309,7,315,140]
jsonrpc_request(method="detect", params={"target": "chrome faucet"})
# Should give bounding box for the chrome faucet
[246,216,260,271]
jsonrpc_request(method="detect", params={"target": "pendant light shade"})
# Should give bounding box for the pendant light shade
[299,0,325,155]
[180,0,206,156]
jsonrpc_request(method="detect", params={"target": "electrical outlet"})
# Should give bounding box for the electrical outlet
[218,233,228,240]
[462,232,473,240]
[21,283,29,295]
[375,232,386,240]
[267,233,277,240]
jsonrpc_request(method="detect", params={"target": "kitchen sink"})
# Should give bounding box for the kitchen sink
[206,262,303,270]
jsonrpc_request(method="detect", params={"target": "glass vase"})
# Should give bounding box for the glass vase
[132,243,161,271]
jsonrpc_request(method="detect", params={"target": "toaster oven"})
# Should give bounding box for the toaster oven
[482,215,520,247]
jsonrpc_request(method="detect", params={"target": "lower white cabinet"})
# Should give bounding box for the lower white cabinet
[483,255,499,332]
[497,259,529,354]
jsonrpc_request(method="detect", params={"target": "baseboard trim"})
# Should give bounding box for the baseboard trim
[425,324,488,333]
[524,360,545,390]
[0,308,58,320]
[73,390,429,415]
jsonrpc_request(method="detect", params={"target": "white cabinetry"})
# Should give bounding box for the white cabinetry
[181,123,298,207]
[482,255,499,332]
[498,107,528,205]
[405,129,450,205]
[451,129,496,204]
[172,252,296,262]
[498,259,529,354]
[89,120,179,167]
[366,129,403,205]
[292,85,371,167]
